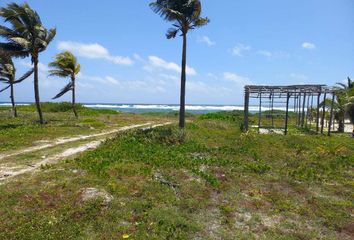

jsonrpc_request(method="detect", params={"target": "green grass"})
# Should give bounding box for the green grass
[0,102,171,153]
[0,111,352,239]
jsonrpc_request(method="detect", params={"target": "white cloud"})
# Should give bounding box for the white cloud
[133,53,144,62]
[77,73,121,86]
[187,80,233,95]
[105,76,120,85]
[57,41,134,65]
[302,42,316,50]
[160,73,179,82]
[231,43,251,57]
[257,50,290,59]
[223,72,252,85]
[290,73,308,81]
[197,36,215,47]
[258,50,273,58]
[19,60,49,73]
[206,73,218,79]
[77,73,167,94]
[144,56,197,76]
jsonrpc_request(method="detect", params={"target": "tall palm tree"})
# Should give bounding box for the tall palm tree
[0,3,56,124]
[48,51,81,118]
[0,54,34,117]
[150,0,209,128]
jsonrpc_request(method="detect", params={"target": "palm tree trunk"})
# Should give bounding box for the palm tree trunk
[179,33,187,129]
[33,56,44,124]
[10,83,17,117]
[338,119,344,132]
[72,75,78,118]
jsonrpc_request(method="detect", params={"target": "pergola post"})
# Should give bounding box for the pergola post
[301,92,307,127]
[297,93,302,127]
[328,92,335,136]
[285,92,290,135]
[244,88,250,132]
[309,94,314,127]
[305,94,310,128]
[271,92,275,127]
[321,92,327,134]
[258,93,262,133]
[316,93,321,133]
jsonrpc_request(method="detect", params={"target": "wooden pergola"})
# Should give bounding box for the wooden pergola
[243,84,336,135]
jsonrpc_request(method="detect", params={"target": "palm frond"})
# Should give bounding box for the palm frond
[9,37,30,48]
[48,69,70,78]
[0,42,29,58]
[0,85,10,93]
[335,82,347,90]
[192,17,210,28]
[150,2,184,22]
[0,2,56,57]
[14,69,34,83]
[166,28,179,39]
[52,81,73,99]
[150,0,209,35]
[46,28,57,44]
[48,51,80,78]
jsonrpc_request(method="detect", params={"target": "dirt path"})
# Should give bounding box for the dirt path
[0,122,171,182]
[0,123,155,161]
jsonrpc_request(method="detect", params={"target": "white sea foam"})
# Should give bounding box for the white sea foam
[0,103,30,106]
[83,104,290,112]
[0,102,290,113]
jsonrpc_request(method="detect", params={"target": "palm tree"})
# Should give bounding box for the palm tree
[48,51,81,118]
[0,54,34,117]
[322,78,354,132]
[333,77,354,132]
[342,78,354,137]
[0,3,56,124]
[150,0,209,128]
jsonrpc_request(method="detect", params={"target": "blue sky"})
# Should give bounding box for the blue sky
[0,0,353,104]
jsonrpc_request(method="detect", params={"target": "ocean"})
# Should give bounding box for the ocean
[0,103,289,114]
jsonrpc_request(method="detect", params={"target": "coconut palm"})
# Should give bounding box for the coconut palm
[322,78,354,132]
[48,51,81,118]
[334,77,354,132]
[0,3,56,124]
[150,0,209,128]
[0,54,33,117]
[342,78,354,137]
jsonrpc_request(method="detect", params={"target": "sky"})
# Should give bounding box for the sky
[0,0,353,105]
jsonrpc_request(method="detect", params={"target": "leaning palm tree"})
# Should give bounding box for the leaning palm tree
[150,0,209,128]
[48,51,81,118]
[0,3,56,124]
[0,54,34,117]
